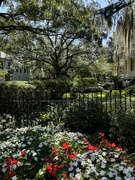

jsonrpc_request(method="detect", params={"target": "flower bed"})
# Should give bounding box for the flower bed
[0,126,135,179]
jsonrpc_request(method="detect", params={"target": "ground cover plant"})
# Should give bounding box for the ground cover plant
[0,125,135,179]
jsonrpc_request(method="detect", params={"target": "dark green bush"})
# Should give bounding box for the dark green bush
[109,111,135,153]
[62,99,110,136]
[0,81,36,96]
[30,78,71,99]
[72,77,97,89]
[103,82,113,89]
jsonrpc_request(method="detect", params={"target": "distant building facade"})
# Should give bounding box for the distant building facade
[0,51,30,81]
[114,2,135,80]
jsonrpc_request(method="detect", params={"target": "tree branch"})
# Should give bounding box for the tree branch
[96,0,134,18]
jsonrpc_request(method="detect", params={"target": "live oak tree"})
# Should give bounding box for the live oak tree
[0,0,134,79]
[0,0,134,34]
[0,0,106,79]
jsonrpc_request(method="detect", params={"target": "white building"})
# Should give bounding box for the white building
[0,52,30,81]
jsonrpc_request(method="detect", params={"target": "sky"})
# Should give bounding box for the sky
[96,0,108,8]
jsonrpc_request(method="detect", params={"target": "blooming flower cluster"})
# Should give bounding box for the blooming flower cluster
[0,126,135,179]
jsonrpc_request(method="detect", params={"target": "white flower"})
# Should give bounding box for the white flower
[69,173,74,177]
[119,165,124,171]
[102,152,106,156]
[69,162,74,166]
[27,141,31,145]
[20,136,25,141]
[75,173,81,179]
[90,154,96,161]
[39,142,43,148]
[12,176,18,180]
[84,172,90,178]
[21,144,26,148]
[29,137,33,141]
[76,167,81,173]
[54,156,58,160]
[2,167,7,173]
[110,158,115,162]
[101,162,106,169]
[81,160,86,167]
[108,171,114,178]
[100,170,106,176]
[127,167,134,172]
[73,162,78,167]
[115,176,122,180]
[34,157,38,161]
[68,166,74,171]
[12,164,17,170]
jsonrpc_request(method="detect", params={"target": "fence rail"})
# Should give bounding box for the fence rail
[0,89,135,130]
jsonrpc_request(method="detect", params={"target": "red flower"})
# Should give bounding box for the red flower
[20,151,26,156]
[62,142,69,150]
[68,153,76,159]
[12,159,19,165]
[46,165,52,173]
[62,173,68,178]
[52,146,58,152]
[6,157,12,164]
[111,143,116,147]
[87,144,97,151]
[100,132,105,138]
[106,141,112,148]
[6,170,14,178]
[5,157,12,168]
[46,164,63,179]
[122,156,126,162]
[84,138,88,143]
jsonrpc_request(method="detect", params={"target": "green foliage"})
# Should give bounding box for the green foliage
[0,81,36,102]
[0,81,36,92]
[109,111,135,153]
[62,99,110,136]
[0,69,8,77]
[103,82,113,89]
[72,77,97,89]
[30,78,71,99]
[40,105,64,128]
[0,114,16,130]
[0,0,105,79]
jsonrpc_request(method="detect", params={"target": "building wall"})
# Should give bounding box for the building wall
[12,67,30,81]
[2,59,12,70]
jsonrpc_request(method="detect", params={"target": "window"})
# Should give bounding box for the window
[8,62,11,68]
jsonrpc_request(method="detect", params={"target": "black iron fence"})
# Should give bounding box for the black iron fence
[0,89,135,130]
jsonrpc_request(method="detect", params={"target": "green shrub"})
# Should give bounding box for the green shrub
[0,81,36,94]
[30,78,71,99]
[72,77,97,89]
[103,82,113,89]
[62,99,110,136]
[109,111,135,153]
